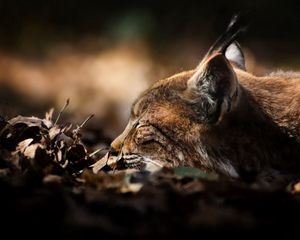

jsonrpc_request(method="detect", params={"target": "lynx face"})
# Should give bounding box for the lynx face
[93,17,300,184]
[94,52,241,176]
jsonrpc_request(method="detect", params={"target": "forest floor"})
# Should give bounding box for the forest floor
[1,109,300,239]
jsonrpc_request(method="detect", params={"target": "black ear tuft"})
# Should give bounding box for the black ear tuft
[204,14,248,60]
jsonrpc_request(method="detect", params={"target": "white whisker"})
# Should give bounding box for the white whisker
[142,157,163,168]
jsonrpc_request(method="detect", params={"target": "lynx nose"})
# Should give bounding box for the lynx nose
[111,137,122,153]
[108,146,119,157]
[110,120,136,152]
[110,138,130,156]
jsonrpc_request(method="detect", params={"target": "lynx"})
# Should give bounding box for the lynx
[93,16,300,186]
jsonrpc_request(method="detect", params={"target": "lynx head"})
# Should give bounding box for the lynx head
[93,16,247,176]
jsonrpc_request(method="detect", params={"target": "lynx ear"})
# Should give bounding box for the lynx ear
[225,42,246,70]
[184,53,239,124]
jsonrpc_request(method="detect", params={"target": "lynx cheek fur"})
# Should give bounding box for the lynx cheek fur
[94,16,300,186]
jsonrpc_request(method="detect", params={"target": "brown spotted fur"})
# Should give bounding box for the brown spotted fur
[94,18,300,186]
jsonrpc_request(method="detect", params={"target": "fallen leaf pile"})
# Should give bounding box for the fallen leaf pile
[0,110,96,184]
[1,110,300,238]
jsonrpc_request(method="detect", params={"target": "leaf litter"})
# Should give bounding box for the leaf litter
[1,105,300,238]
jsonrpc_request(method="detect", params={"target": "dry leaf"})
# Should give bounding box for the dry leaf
[67,144,87,162]
[45,108,54,121]
[42,119,53,129]
[120,183,143,193]
[9,116,43,127]
[16,138,33,153]
[82,170,126,190]
[49,126,61,140]
[43,174,63,184]
[92,153,109,173]
[23,143,44,159]
[56,150,63,162]
[57,133,73,146]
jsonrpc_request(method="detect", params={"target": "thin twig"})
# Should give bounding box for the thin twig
[54,98,70,125]
[79,114,94,129]
[89,147,109,157]
[73,114,94,135]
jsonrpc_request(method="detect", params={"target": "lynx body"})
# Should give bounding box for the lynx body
[94,17,300,185]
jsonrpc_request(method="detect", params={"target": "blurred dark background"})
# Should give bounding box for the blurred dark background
[0,1,299,59]
[0,0,299,136]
